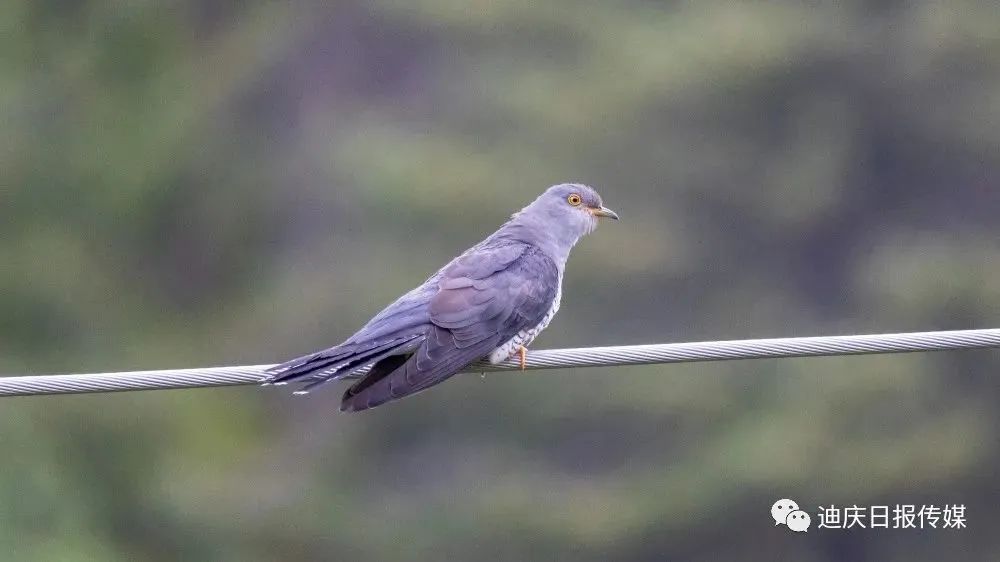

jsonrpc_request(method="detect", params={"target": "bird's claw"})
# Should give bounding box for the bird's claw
[518,345,528,371]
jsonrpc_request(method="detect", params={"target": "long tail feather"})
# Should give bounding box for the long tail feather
[266,334,422,385]
[295,339,420,394]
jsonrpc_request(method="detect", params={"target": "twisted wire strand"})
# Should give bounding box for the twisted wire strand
[2,328,998,397]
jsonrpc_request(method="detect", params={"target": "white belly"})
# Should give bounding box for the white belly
[488,278,562,364]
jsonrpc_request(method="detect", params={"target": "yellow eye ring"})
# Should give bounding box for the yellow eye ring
[567,194,582,206]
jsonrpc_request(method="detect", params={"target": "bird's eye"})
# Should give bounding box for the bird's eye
[567,194,582,206]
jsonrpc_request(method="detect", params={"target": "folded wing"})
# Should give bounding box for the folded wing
[341,242,559,411]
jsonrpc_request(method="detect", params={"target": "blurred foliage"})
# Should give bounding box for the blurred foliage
[2,1,999,561]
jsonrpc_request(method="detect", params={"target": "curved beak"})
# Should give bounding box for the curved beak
[590,206,620,220]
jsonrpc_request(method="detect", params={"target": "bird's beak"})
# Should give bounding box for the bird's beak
[590,206,620,220]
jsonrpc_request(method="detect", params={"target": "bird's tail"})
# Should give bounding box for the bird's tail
[264,334,423,392]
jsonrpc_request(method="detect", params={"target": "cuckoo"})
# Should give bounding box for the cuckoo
[265,183,619,411]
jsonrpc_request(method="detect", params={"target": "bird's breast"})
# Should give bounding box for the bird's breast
[487,273,563,364]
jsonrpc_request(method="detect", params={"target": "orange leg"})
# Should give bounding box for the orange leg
[518,345,528,370]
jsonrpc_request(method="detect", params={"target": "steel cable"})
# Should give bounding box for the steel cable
[2,328,998,397]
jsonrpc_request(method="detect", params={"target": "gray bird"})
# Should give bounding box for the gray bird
[265,183,619,411]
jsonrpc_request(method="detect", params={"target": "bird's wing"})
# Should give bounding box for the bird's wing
[264,241,529,387]
[341,243,560,411]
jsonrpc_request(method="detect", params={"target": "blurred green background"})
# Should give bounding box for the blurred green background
[2,1,999,560]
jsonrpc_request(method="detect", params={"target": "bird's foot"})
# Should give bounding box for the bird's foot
[518,345,528,371]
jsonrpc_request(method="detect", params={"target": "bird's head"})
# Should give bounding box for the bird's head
[515,183,619,235]
[503,183,619,260]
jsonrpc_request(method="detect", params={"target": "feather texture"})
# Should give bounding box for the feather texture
[265,183,614,411]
